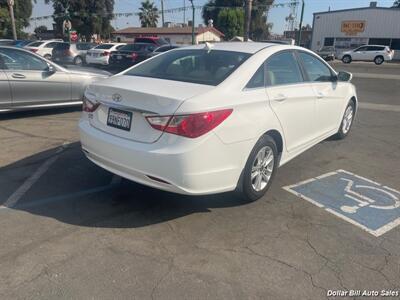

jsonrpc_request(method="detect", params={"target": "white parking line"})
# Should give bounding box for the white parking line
[358,102,400,113]
[0,146,65,210]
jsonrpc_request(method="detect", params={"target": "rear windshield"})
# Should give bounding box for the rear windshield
[27,41,44,47]
[94,44,114,50]
[120,43,150,51]
[125,49,251,86]
[54,43,70,50]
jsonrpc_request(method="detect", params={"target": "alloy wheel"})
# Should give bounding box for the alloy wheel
[251,146,274,192]
[342,105,354,134]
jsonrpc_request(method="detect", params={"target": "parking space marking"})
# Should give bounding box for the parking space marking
[358,103,400,113]
[284,170,400,237]
[0,145,67,210]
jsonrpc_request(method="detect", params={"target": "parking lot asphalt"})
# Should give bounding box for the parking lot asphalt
[0,62,399,299]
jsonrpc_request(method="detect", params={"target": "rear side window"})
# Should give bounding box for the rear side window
[367,46,385,51]
[45,42,61,48]
[77,43,95,50]
[298,52,333,82]
[54,43,70,50]
[94,44,114,50]
[265,51,303,86]
[0,48,48,71]
[125,49,251,86]
[27,41,44,47]
[245,64,265,89]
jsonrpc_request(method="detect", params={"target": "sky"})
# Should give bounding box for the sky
[28,0,397,34]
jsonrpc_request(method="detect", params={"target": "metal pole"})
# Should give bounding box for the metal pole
[297,0,305,46]
[244,0,253,41]
[183,0,186,24]
[189,0,195,44]
[7,0,17,40]
[161,0,165,27]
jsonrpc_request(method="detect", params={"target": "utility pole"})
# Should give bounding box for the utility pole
[297,0,305,46]
[161,0,165,27]
[189,0,195,44]
[183,0,186,24]
[244,0,253,41]
[7,0,17,40]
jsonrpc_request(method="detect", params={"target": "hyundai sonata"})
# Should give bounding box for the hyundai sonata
[79,42,357,201]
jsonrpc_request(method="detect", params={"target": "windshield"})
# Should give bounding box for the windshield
[124,49,251,86]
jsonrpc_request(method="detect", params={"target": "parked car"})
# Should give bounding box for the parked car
[79,42,357,201]
[0,46,108,112]
[86,43,126,66]
[338,45,394,65]
[24,40,66,60]
[51,42,96,66]
[108,43,156,70]
[134,37,169,46]
[146,44,181,58]
[0,39,15,46]
[316,46,336,61]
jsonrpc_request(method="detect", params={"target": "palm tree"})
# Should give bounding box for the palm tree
[393,0,400,7]
[138,0,159,27]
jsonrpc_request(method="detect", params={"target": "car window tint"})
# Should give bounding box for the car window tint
[27,41,44,47]
[78,43,95,50]
[355,46,367,51]
[125,49,251,86]
[245,64,265,89]
[95,44,114,50]
[298,52,333,82]
[265,51,303,86]
[0,48,48,71]
[45,42,60,48]
[116,45,125,50]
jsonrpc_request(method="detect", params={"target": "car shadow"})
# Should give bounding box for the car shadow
[1,142,248,228]
[0,106,81,121]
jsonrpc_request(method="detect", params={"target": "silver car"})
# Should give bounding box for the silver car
[0,46,109,112]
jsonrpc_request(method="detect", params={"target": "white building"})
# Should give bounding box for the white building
[112,26,224,45]
[311,2,400,59]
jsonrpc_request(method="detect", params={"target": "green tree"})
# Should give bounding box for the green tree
[45,0,115,41]
[202,0,274,41]
[0,0,35,38]
[34,25,48,36]
[393,0,400,7]
[138,0,159,27]
[217,9,244,40]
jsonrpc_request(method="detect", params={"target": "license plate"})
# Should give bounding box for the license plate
[117,55,122,60]
[107,107,132,131]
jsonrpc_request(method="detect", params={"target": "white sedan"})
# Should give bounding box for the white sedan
[86,43,126,65]
[79,43,357,201]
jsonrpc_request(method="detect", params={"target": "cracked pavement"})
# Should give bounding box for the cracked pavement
[0,62,399,299]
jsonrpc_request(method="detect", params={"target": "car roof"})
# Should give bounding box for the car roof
[180,42,278,54]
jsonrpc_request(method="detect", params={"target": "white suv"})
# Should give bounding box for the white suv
[339,45,394,65]
[24,40,65,60]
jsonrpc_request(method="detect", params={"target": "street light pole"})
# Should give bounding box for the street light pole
[297,0,305,46]
[189,0,195,45]
[7,0,17,40]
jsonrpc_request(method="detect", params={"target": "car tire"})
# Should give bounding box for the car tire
[342,55,352,64]
[333,100,355,140]
[374,56,384,65]
[44,54,52,60]
[74,56,83,66]
[237,135,279,202]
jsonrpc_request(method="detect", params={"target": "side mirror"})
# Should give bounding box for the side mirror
[337,71,352,82]
[46,64,56,74]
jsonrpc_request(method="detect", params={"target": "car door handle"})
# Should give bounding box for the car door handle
[11,73,26,79]
[316,92,325,99]
[273,94,287,102]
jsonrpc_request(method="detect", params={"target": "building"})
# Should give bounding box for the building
[284,29,312,48]
[112,26,224,45]
[311,2,400,59]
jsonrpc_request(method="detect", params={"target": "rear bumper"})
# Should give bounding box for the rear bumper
[79,120,252,195]
[87,56,109,65]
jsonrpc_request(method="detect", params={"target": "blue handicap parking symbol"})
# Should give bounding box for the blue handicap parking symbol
[284,170,400,236]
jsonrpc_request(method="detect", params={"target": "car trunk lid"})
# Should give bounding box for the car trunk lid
[88,75,213,143]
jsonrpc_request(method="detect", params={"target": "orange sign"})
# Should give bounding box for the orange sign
[341,21,366,36]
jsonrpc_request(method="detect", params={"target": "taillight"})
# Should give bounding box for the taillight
[102,51,110,56]
[131,53,138,61]
[82,96,100,113]
[30,49,38,53]
[146,109,233,138]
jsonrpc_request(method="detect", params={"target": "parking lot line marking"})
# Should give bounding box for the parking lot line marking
[0,146,65,210]
[358,103,400,113]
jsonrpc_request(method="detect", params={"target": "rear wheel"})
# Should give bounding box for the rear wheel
[333,100,355,140]
[44,54,52,60]
[342,55,351,64]
[374,56,384,65]
[238,135,278,202]
[74,56,83,66]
